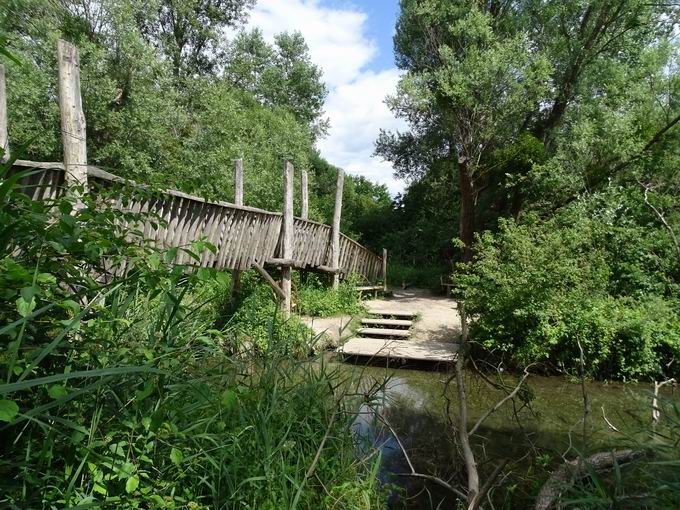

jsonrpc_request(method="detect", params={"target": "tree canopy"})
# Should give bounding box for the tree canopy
[375,0,680,378]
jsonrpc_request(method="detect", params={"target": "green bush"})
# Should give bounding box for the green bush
[297,274,366,317]
[226,271,316,356]
[457,208,680,380]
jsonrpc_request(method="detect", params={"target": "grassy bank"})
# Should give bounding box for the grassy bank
[0,160,384,508]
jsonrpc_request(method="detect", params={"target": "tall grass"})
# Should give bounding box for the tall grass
[0,156,384,508]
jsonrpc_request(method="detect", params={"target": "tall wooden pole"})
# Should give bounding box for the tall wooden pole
[382,248,388,292]
[57,40,87,192]
[0,64,8,162]
[281,161,294,317]
[230,158,244,305]
[331,168,344,289]
[234,158,243,205]
[300,169,309,220]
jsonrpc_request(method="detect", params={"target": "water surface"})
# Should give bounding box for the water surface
[337,361,673,508]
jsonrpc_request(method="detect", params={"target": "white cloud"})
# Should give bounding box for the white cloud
[318,68,406,194]
[245,0,406,195]
[248,0,376,89]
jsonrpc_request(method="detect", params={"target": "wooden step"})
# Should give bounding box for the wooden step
[361,318,412,328]
[367,310,418,319]
[337,338,457,362]
[357,327,411,338]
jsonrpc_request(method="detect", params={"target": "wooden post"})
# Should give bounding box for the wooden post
[299,169,309,284]
[57,39,87,191]
[301,169,309,220]
[230,158,244,305]
[0,64,8,161]
[331,168,344,289]
[234,158,243,205]
[382,248,388,292]
[281,161,294,317]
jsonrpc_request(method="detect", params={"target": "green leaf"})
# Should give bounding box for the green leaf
[0,399,19,422]
[16,296,36,318]
[125,475,139,494]
[170,447,183,466]
[48,385,68,399]
[135,380,154,401]
[221,389,238,411]
[36,272,57,285]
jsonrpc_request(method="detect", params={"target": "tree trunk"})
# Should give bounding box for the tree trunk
[458,158,475,263]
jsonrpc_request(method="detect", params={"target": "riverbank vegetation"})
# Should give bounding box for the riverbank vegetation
[1,2,393,503]
[0,156,385,508]
[375,0,680,381]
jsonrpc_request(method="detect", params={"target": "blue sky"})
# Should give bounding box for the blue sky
[335,0,400,71]
[245,0,406,194]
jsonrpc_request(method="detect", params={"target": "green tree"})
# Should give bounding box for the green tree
[378,0,679,262]
[224,29,328,137]
[135,0,254,77]
[378,1,550,261]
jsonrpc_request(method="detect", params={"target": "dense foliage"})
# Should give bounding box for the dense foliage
[0,156,384,508]
[297,274,366,318]
[0,0,393,238]
[375,0,680,379]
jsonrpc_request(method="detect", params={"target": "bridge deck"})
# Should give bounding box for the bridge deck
[337,338,458,362]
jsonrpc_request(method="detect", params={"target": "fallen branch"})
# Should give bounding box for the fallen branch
[653,378,675,424]
[601,406,620,433]
[535,449,644,510]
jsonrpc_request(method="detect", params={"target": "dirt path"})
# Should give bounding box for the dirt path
[302,288,461,345]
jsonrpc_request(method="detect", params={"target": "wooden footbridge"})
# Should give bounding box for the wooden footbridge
[0,41,386,316]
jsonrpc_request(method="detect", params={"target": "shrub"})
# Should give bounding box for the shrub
[297,274,366,317]
[457,210,680,379]
[387,263,446,292]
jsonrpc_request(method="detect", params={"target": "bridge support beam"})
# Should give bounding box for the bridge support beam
[253,262,286,301]
[382,248,388,292]
[281,161,294,317]
[331,168,344,289]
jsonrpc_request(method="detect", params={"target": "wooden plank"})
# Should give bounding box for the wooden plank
[357,328,411,338]
[337,338,457,362]
[0,64,8,161]
[331,168,344,288]
[361,318,412,328]
[368,310,418,319]
[57,40,87,191]
[281,161,294,316]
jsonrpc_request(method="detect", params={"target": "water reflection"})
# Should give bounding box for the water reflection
[341,361,674,509]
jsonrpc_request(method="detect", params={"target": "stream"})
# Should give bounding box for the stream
[336,361,674,508]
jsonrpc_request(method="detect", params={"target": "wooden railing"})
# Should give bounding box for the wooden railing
[2,40,387,317]
[12,160,385,282]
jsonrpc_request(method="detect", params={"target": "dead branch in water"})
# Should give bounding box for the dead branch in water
[534,449,644,510]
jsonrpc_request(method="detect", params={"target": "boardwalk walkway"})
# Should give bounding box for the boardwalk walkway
[304,289,461,364]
